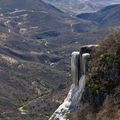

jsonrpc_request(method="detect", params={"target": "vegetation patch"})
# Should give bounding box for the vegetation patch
[83,32,120,108]
[33,31,60,39]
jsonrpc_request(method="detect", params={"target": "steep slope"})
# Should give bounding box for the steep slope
[68,32,120,120]
[0,55,68,120]
[0,0,71,120]
[0,0,69,34]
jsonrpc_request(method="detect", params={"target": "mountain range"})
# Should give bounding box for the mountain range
[77,4,120,26]
[44,0,120,14]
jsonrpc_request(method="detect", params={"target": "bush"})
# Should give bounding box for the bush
[83,32,120,107]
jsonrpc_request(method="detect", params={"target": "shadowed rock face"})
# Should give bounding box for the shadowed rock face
[71,51,90,86]
[72,45,98,86]
[71,52,80,86]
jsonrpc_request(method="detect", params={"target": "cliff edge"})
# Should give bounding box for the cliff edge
[68,32,120,120]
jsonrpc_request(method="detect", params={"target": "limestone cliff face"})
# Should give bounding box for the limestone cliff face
[68,32,120,120]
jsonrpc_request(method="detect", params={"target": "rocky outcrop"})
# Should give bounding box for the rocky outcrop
[68,32,120,120]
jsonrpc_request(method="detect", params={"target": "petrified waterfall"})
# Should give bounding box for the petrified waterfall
[49,47,91,120]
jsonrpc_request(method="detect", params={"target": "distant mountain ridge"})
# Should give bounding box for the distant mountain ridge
[0,0,63,14]
[77,4,120,27]
[44,0,120,14]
